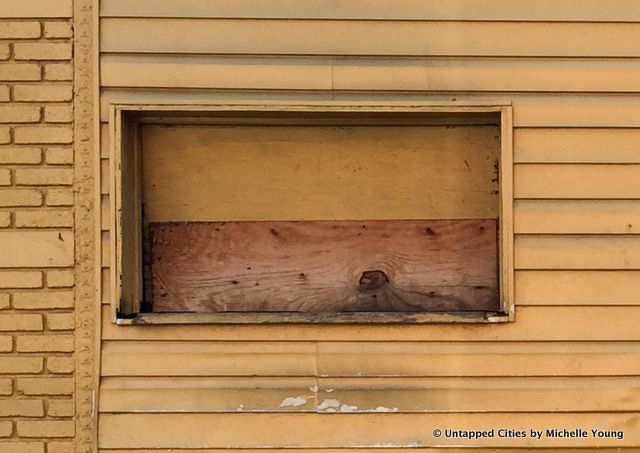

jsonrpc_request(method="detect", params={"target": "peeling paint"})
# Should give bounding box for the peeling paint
[317,398,340,410]
[279,396,308,408]
[340,404,358,412]
[374,406,399,412]
[309,385,319,393]
[324,388,335,392]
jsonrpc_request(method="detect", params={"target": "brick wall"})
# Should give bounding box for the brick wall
[0,6,75,453]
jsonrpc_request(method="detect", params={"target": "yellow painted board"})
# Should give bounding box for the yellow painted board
[100,123,110,158]
[516,271,640,305]
[0,0,71,18]
[99,0,640,22]
[99,413,639,448]
[101,55,332,90]
[514,129,640,163]
[102,305,640,341]
[99,449,640,453]
[142,125,499,222]
[514,164,640,199]
[101,268,111,305]
[514,201,640,234]
[100,19,640,57]
[333,59,640,93]
[102,341,317,377]
[101,195,110,231]
[101,231,110,268]
[101,341,640,377]
[101,55,640,92]
[100,376,640,413]
[515,236,640,270]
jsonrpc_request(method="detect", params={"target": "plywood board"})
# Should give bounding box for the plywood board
[141,125,500,222]
[149,220,499,313]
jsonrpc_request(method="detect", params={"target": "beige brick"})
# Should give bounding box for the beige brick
[13,85,72,102]
[14,43,72,61]
[0,86,8,102]
[0,335,11,352]
[0,357,43,374]
[45,147,73,164]
[47,269,73,288]
[0,127,9,144]
[15,168,73,185]
[47,399,74,417]
[14,127,72,145]
[0,231,73,267]
[46,356,73,374]
[0,441,44,453]
[0,313,43,331]
[0,212,9,228]
[0,64,41,82]
[0,189,42,207]
[46,313,73,331]
[17,420,74,438]
[45,189,73,206]
[0,271,42,289]
[17,377,73,396]
[16,335,73,352]
[44,105,72,123]
[0,378,13,395]
[0,22,41,39]
[44,22,72,39]
[0,147,41,164]
[15,210,73,228]
[0,421,13,437]
[47,442,73,453]
[0,399,44,417]
[0,294,9,309]
[44,64,72,81]
[0,44,8,61]
[0,105,41,123]
[12,291,74,310]
[0,169,10,185]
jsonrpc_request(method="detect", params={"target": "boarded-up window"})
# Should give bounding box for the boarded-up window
[113,108,512,322]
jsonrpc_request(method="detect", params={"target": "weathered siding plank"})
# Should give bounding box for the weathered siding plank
[99,413,638,448]
[98,0,640,22]
[100,19,640,57]
[99,376,640,413]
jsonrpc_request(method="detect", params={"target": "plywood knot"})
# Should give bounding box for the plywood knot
[358,270,389,291]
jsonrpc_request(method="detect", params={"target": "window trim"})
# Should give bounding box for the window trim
[109,102,514,325]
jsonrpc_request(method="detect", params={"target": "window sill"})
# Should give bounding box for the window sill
[115,311,511,325]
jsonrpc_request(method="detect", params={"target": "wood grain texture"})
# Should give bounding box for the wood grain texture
[100,19,640,57]
[149,220,499,313]
[141,124,499,222]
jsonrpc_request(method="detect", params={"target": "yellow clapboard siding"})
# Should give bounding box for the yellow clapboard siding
[101,55,332,90]
[515,129,640,163]
[99,413,638,448]
[99,0,640,22]
[514,164,640,199]
[99,448,640,453]
[101,340,640,377]
[101,55,640,93]
[516,271,640,305]
[101,268,111,305]
[515,200,640,234]
[101,195,109,231]
[100,19,640,57]
[515,236,640,270]
[102,341,317,377]
[99,376,640,413]
[141,124,499,221]
[100,123,110,158]
[101,305,640,341]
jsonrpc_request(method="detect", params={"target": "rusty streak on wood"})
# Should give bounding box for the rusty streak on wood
[148,219,499,313]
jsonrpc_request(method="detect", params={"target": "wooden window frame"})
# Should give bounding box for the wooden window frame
[109,102,514,325]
